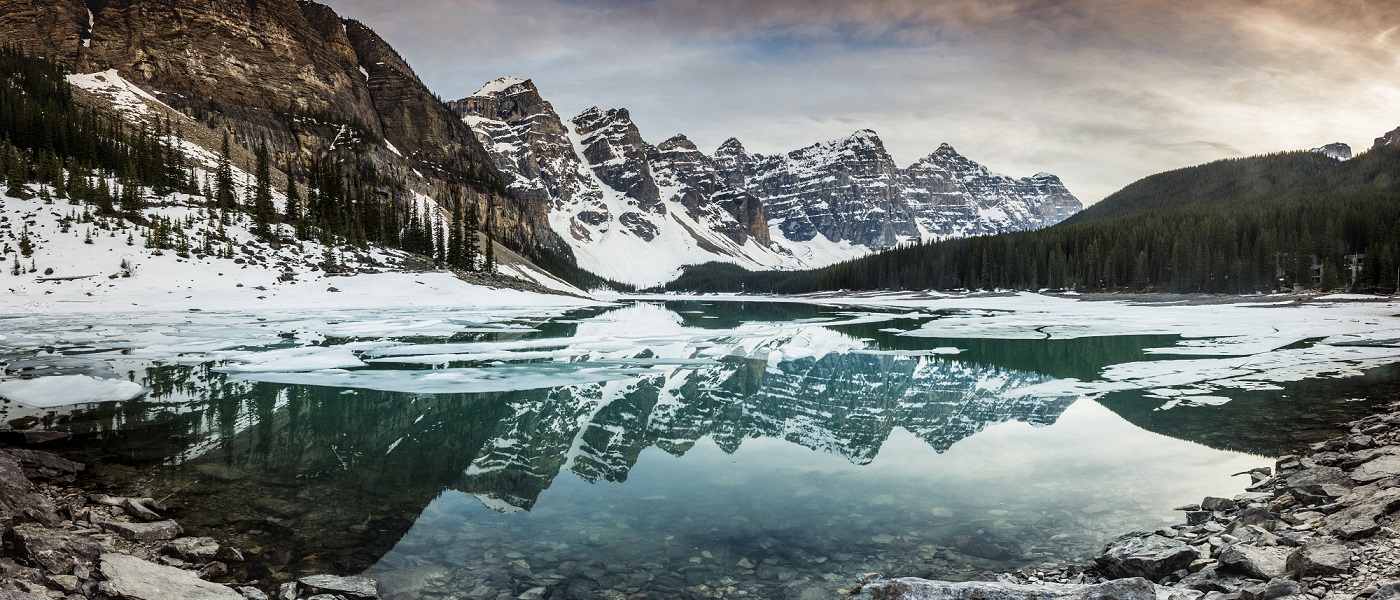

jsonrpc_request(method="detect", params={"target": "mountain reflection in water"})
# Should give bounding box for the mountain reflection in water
[0,300,1383,598]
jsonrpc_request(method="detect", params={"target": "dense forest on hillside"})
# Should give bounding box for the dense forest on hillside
[0,47,505,273]
[664,148,1400,295]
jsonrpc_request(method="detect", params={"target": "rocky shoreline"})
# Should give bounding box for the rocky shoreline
[853,401,1400,599]
[0,435,385,600]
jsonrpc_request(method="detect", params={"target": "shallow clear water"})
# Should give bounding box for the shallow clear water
[1,300,1396,599]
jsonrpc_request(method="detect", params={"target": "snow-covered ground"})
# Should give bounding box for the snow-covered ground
[0,189,596,315]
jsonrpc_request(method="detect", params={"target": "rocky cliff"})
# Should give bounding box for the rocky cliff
[454,77,1083,286]
[0,0,555,254]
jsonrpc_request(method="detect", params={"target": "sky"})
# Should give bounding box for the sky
[321,0,1400,204]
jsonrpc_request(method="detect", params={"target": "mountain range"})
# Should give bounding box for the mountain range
[0,1,1081,288]
[454,77,1083,286]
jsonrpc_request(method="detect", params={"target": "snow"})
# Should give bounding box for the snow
[0,188,594,315]
[473,76,528,97]
[67,70,166,120]
[0,375,145,408]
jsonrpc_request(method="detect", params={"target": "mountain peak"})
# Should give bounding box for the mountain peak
[716,137,748,156]
[1372,126,1400,152]
[1310,142,1352,161]
[659,134,698,152]
[472,75,532,97]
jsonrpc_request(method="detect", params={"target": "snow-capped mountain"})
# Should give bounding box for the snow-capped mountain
[452,77,1083,286]
[1310,142,1353,161]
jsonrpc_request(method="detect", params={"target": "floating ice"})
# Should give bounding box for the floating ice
[0,375,145,408]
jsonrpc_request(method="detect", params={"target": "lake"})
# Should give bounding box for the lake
[1,296,1398,599]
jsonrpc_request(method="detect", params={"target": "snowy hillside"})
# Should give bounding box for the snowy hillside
[453,77,1082,287]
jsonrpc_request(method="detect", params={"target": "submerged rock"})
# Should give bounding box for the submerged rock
[852,577,1164,599]
[299,574,380,599]
[1094,534,1197,581]
[99,552,242,600]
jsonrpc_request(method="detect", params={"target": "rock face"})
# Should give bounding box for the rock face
[852,576,1161,600]
[1374,126,1400,151]
[0,0,554,258]
[1310,142,1352,161]
[453,77,1082,286]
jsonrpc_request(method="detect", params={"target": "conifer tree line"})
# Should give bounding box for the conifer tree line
[1,47,497,272]
[665,148,1400,295]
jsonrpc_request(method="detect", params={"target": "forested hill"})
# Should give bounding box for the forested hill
[662,145,1400,295]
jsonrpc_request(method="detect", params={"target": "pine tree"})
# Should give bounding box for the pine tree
[18,225,34,257]
[284,175,302,232]
[447,199,464,269]
[483,211,495,274]
[251,140,276,238]
[118,162,144,216]
[463,200,480,271]
[9,255,20,276]
[215,132,236,212]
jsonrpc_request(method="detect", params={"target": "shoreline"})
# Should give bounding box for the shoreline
[852,400,1400,599]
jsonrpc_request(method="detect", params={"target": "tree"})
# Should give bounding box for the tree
[284,174,302,232]
[251,140,276,238]
[463,200,480,271]
[18,225,34,257]
[118,162,145,216]
[214,132,236,212]
[482,210,495,274]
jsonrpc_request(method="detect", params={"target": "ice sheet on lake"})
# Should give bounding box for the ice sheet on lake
[0,375,145,408]
[229,363,639,395]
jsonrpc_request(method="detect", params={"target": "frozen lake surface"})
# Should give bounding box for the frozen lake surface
[2,293,1399,598]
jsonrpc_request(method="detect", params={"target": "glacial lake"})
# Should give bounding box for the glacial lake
[2,297,1399,599]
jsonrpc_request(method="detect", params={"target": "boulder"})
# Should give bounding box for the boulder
[1095,534,1198,581]
[0,590,50,600]
[168,536,222,561]
[100,553,242,600]
[299,574,380,599]
[1324,486,1400,539]
[1218,544,1289,581]
[1283,467,1353,503]
[1284,543,1350,577]
[1201,497,1236,511]
[1352,453,1400,483]
[1,449,84,483]
[96,519,183,542]
[11,523,106,575]
[0,454,58,532]
[852,577,1163,600]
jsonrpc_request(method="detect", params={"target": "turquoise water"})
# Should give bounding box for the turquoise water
[0,300,1393,599]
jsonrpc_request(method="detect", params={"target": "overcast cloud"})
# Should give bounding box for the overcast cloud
[322,0,1400,203]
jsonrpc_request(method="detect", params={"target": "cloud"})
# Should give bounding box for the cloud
[322,0,1400,203]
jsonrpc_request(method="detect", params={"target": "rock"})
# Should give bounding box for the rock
[168,536,222,561]
[1202,497,1236,511]
[239,586,270,600]
[0,453,59,531]
[1323,486,1400,539]
[1218,544,1289,581]
[852,577,1162,599]
[0,590,50,600]
[1284,543,1350,577]
[1352,453,1400,483]
[1284,467,1353,503]
[2,449,84,483]
[299,574,380,600]
[1373,583,1400,600]
[96,519,183,542]
[1240,578,1300,600]
[1178,565,1253,593]
[11,523,106,574]
[278,582,297,600]
[1095,534,1198,581]
[99,553,243,600]
[0,430,72,445]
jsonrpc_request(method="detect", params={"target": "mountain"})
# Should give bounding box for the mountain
[452,77,1082,286]
[0,0,569,272]
[661,127,1400,295]
[1311,142,1353,161]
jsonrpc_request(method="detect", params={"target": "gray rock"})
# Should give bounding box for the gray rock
[99,553,243,600]
[1324,486,1400,539]
[852,577,1164,599]
[1352,453,1400,483]
[1095,534,1198,581]
[0,453,59,532]
[1284,467,1353,503]
[1,449,84,482]
[239,586,270,600]
[1202,497,1237,511]
[1178,565,1253,593]
[168,536,222,561]
[11,523,106,574]
[1242,578,1300,600]
[97,519,183,542]
[1372,583,1400,600]
[0,590,50,600]
[277,582,297,600]
[1218,544,1289,581]
[299,574,380,600]
[1284,543,1350,577]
